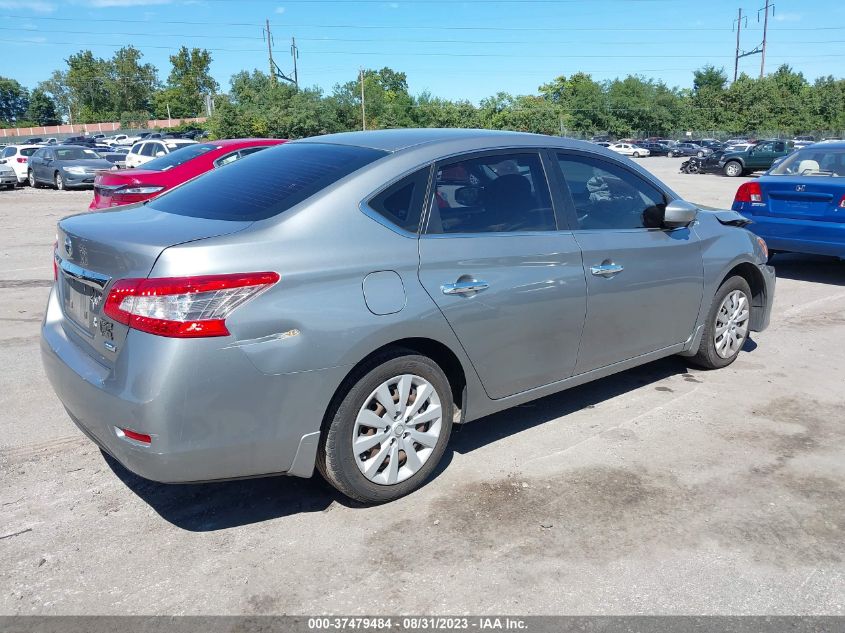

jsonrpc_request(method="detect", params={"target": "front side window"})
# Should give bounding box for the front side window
[427,152,555,234]
[557,153,666,230]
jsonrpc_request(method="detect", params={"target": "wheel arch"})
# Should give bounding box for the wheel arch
[720,260,767,330]
[319,337,469,438]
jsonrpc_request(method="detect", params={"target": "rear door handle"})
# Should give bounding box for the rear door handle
[441,280,489,295]
[590,263,624,278]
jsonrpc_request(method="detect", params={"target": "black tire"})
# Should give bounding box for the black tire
[723,161,743,177]
[28,170,40,188]
[54,171,65,190]
[317,350,454,504]
[689,276,753,370]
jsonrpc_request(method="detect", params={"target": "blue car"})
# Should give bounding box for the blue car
[732,142,845,258]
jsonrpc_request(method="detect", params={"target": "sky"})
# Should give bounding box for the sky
[1,0,843,103]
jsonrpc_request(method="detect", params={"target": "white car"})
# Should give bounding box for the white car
[125,139,197,168]
[104,134,132,146]
[0,144,42,184]
[609,143,650,158]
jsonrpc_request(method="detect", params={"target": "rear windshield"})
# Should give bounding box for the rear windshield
[141,143,216,171]
[150,142,388,221]
[20,147,39,157]
[770,148,845,177]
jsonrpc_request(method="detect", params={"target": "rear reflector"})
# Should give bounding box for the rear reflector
[839,195,845,208]
[118,427,152,444]
[734,181,763,204]
[103,272,279,338]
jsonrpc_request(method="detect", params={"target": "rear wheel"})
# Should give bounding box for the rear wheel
[28,170,37,188]
[723,161,743,177]
[54,171,65,190]
[317,351,453,504]
[697,151,705,158]
[689,276,752,370]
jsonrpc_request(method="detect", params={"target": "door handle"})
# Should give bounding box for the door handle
[441,280,489,295]
[590,263,624,278]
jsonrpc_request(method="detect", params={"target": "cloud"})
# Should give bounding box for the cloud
[386,1,399,7]
[773,12,802,22]
[275,6,285,13]
[0,0,57,12]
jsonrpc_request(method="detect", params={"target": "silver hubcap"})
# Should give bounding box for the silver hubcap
[56,174,63,189]
[714,289,750,359]
[353,374,442,486]
[727,163,739,176]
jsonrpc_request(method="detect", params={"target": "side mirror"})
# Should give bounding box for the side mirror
[663,199,698,228]
[454,185,481,206]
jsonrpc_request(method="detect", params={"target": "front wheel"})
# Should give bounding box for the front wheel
[667,151,674,158]
[317,351,454,504]
[697,151,705,158]
[689,276,752,370]
[632,152,640,158]
[54,171,65,190]
[723,161,743,177]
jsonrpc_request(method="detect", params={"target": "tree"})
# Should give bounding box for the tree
[25,88,60,126]
[65,50,114,122]
[37,71,72,124]
[693,65,728,93]
[0,77,29,124]
[165,47,218,117]
[108,46,159,116]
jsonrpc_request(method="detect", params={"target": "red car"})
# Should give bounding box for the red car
[89,138,286,210]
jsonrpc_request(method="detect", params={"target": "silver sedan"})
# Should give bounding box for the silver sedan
[42,129,775,503]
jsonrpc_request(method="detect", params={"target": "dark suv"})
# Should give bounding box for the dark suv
[717,140,792,177]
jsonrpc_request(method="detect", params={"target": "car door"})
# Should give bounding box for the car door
[28,148,44,181]
[748,141,776,170]
[417,150,587,400]
[552,150,704,374]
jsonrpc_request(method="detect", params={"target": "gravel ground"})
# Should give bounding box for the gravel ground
[1,157,843,615]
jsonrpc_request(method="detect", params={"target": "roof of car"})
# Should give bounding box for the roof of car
[808,141,845,149]
[294,128,596,153]
[204,138,286,148]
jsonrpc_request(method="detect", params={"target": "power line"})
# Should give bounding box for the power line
[4,14,845,32]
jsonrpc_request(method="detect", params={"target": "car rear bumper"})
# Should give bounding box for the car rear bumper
[740,211,845,258]
[41,286,346,483]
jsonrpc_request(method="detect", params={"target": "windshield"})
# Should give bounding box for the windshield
[55,147,99,160]
[20,147,39,157]
[770,148,845,177]
[141,143,216,171]
[150,142,388,221]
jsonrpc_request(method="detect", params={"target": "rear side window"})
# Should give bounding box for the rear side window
[142,143,215,171]
[426,152,555,234]
[150,143,387,221]
[20,147,38,157]
[367,167,430,233]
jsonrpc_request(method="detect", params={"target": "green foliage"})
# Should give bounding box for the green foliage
[25,88,60,126]
[164,47,218,117]
[0,76,30,124]
[8,57,845,138]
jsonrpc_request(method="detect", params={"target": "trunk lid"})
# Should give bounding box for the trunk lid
[56,205,252,364]
[757,177,844,222]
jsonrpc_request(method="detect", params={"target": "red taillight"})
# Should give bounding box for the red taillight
[734,181,763,204]
[839,195,845,208]
[16,157,27,163]
[103,272,280,338]
[118,427,151,445]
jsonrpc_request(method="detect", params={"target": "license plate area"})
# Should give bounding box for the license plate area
[62,275,103,336]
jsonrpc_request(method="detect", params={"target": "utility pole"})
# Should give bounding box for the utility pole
[360,68,366,131]
[759,0,773,78]
[733,8,744,82]
[264,19,276,84]
[291,37,299,89]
